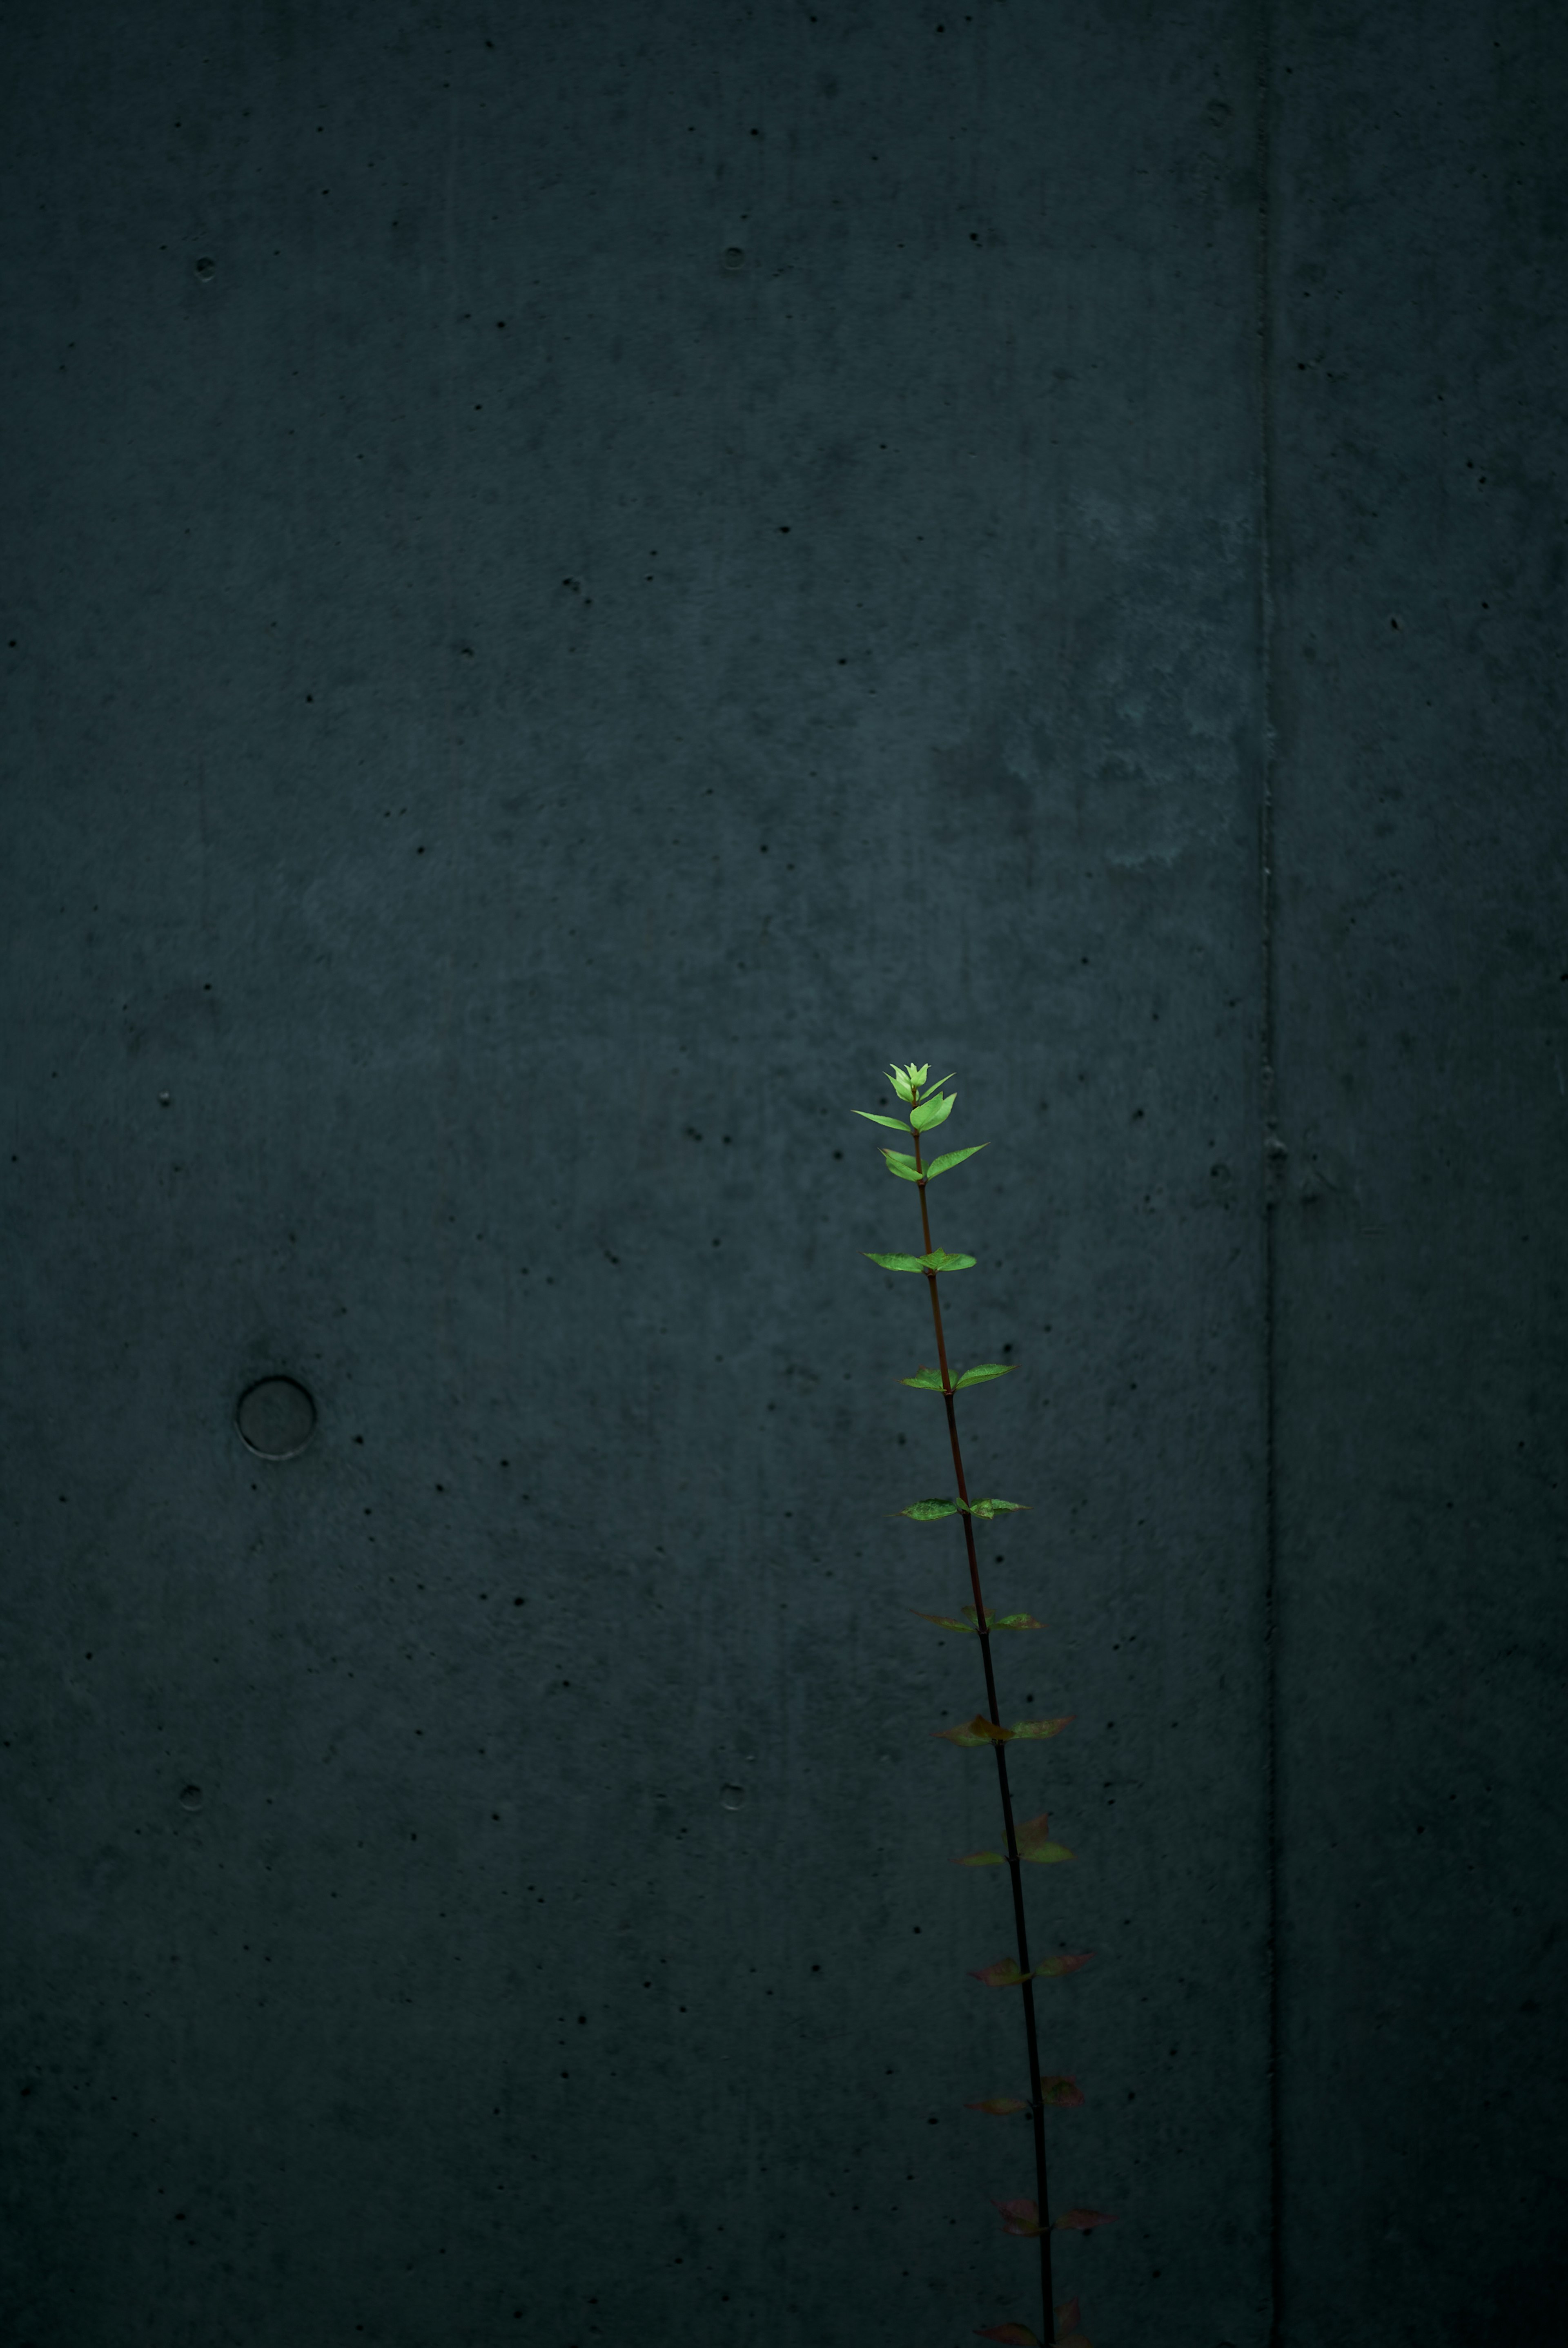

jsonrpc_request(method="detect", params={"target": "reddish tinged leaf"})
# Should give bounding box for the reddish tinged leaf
[993,2197,1044,2238]
[970,1956,1026,1988]
[971,1948,1091,1987]
[1038,2075,1085,2108]
[968,1956,1042,1988]
[964,1494,1026,1519]
[966,2094,1029,2116]
[935,1713,1071,1746]
[914,1605,1036,1635]
[970,1956,1019,1987]
[1015,1812,1074,1865]
[1056,2330,1093,2348]
[935,1714,1012,1746]
[1054,2209,1116,2234]
[976,2325,1040,2345]
[1054,2299,1087,2346]
[957,1815,1071,1868]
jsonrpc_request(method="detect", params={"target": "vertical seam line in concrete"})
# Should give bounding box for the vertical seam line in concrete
[1256,0,1283,2341]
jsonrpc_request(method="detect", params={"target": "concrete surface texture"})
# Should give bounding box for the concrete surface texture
[0,4,1560,2345]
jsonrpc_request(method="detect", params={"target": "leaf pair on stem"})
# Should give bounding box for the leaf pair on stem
[966,2076,1085,2116]
[913,1605,1042,1636]
[955,1813,1074,1869]
[935,1714,1073,1747]
[993,2200,1116,2239]
[968,1951,1093,1989]
[976,2291,1097,2348]
[878,1142,988,1182]
[899,1491,1022,1517]
[866,1247,976,1274]
[901,1361,1013,1392]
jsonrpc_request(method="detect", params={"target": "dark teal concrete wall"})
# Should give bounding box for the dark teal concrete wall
[0,6,1560,2346]
[1269,7,1568,2341]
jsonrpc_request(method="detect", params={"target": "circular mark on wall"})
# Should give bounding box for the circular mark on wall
[721,246,745,271]
[179,1784,203,1811]
[194,256,215,281]
[236,1376,316,1459]
[719,1783,746,1811]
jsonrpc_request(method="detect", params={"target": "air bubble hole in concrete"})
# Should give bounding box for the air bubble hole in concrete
[237,1376,316,1459]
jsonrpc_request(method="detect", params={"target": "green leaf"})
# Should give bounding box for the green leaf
[991,1611,1043,1630]
[909,1089,957,1132]
[881,1150,924,1182]
[864,1252,927,1273]
[966,1496,1026,1520]
[955,1844,1011,1867]
[1009,1715,1074,1741]
[956,1362,1014,1389]
[917,1248,976,1272]
[1038,2076,1085,2109]
[853,1110,911,1132]
[900,1365,947,1391]
[898,1497,960,1520]
[966,2095,1029,2117]
[889,1066,915,1103]
[925,1144,987,1179]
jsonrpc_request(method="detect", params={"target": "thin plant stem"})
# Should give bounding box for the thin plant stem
[912,1119,1058,2341]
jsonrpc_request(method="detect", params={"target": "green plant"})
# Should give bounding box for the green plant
[854,1061,1112,2348]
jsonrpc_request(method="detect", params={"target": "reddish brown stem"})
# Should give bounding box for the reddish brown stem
[912,1114,1057,2340]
